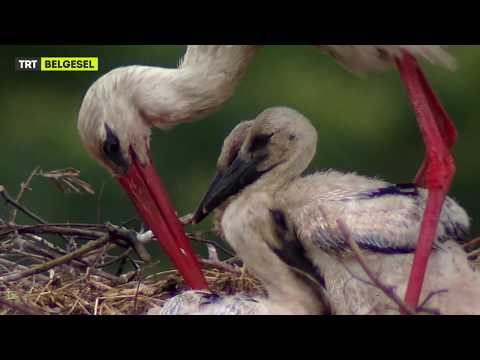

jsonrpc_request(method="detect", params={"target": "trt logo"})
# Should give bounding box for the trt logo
[15,57,40,71]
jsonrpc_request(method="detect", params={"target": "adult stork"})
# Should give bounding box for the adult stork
[77,45,457,305]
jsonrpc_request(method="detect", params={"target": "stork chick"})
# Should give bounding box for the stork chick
[148,192,330,315]
[193,107,479,315]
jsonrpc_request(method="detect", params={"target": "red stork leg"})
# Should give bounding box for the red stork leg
[395,52,457,310]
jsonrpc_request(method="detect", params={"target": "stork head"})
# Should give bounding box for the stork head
[78,67,157,175]
[193,107,318,223]
[78,67,208,290]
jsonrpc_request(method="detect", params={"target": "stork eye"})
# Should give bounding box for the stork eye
[103,124,121,156]
[102,123,129,172]
[249,133,273,153]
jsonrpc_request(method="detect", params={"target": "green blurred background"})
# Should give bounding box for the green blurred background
[1,45,478,270]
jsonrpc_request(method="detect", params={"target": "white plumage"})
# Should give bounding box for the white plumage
[148,291,270,315]
[77,45,459,303]
[78,45,454,175]
[149,192,330,315]
[316,45,456,74]
[279,170,468,254]
[191,107,478,315]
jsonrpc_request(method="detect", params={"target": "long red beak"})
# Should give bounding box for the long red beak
[118,150,208,290]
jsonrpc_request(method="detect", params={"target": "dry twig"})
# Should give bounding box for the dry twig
[336,219,416,315]
[37,168,95,195]
[0,295,45,315]
[187,232,235,258]
[0,185,47,225]
[9,167,40,223]
[464,237,480,251]
[0,233,112,282]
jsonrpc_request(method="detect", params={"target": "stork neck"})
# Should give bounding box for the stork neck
[247,248,327,315]
[242,157,310,200]
[224,195,327,315]
[135,45,258,126]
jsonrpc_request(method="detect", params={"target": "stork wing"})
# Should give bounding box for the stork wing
[315,45,456,75]
[279,171,469,255]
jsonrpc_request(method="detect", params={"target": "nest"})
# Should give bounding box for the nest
[0,223,265,315]
[0,168,264,315]
[0,167,479,315]
[0,264,264,315]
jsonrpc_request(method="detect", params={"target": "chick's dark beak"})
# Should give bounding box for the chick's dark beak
[193,154,267,224]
